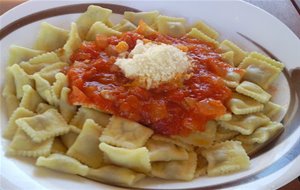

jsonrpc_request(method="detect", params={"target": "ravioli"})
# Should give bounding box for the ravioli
[87,165,145,186]
[202,141,250,176]
[36,153,89,176]
[16,109,70,143]
[151,152,197,181]
[99,116,153,149]
[99,143,151,173]
[67,119,104,168]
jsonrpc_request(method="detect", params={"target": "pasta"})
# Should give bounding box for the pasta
[99,143,151,173]
[156,15,186,38]
[99,116,153,149]
[6,45,44,66]
[16,109,70,143]
[1,5,285,187]
[34,22,69,51]
[36,153,89,176]
[172,121,217,147]
[202,141,250,176]
[219,40,247,66]
[227,93,264,115]
[146,138,189,162]
[7,128,53,158]
[70,107,110,129]
[19,85,44,112]
[151,152,197,181]
[87,165,145,186]
[86,21,121,41]
[113,19,137,32]
[76,5,112,39]
[67,119,104,168]
[219,113,270,135]
[3,107,35,139]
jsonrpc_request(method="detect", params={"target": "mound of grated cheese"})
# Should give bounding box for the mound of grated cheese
[114,40,191,89]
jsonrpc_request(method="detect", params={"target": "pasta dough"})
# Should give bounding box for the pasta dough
[7,45,44,66]
[99,143,151,173]
[187,28,219,46]
[36,153,89,176]
[219,113,270,135]
[7,128,53,157]
[99,116,153,149]
[70,107,110,129]
[227,93,264,115]
[219,40,247,66]
[62,22,82,62]
[235,122,284,144]
[124,11,159,26]
[86,21,121,41]
[202,141,250,176]
[87,165,145,186]
[146,138,188,162]
[173,121,217,147]
[156,15,186,38]
[151,152,197,181]
[35,22,69,51]
[19,85,45,112]
[76,5,112,39]
[16,109,70,142]
[3,107,35,139]
[67,119,104,168]
[191,21,219,39]
[236,81,271,103]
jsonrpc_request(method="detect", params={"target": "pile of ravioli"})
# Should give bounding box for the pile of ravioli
[2,5,285,187]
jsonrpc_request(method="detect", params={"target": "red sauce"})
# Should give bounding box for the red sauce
[67,30,243,136]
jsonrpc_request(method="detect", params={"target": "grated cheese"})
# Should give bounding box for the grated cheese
[114,40,191,89]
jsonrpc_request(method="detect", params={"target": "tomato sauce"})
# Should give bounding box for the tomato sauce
[67,30,243,136]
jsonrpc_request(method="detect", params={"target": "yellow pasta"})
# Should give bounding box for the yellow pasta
[36,153,89,176]
[236,81,271,103]
[99,116,153,149]
[70,107,110,129]
[187,28,219,46]
[151,152,197,181]
[202,141,250,176]
[86,21,121,41]
[219,113,270,135]
[146,138,188,162]
[227,93,264,115]
[99,143,151,173]
[7,45,44,66]
[19,85,45,112]
[172,121,217,147]
[219,40,247,66]
[156,15,186,38]
[67,119,104,168]
[51,137,67,154]
[62,22,82,62]
[113,19,137,32]
[124,11,159,26]
[238,57,281,89]
[35,22,69,51]
[3,107,35,139]
[87,165,145,186]
[16,109,70,143]
[7,128,53,158]
[76,5,112,39]
[191,20,219,39]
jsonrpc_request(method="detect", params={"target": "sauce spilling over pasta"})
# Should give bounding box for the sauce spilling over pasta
[67,31,243,136]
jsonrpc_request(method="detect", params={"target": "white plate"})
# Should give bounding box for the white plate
[1,0,300,190]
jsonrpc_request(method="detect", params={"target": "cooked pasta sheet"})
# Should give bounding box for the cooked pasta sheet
[2,5,285,187]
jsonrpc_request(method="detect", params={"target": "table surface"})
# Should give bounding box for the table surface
[0,0,299,190]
